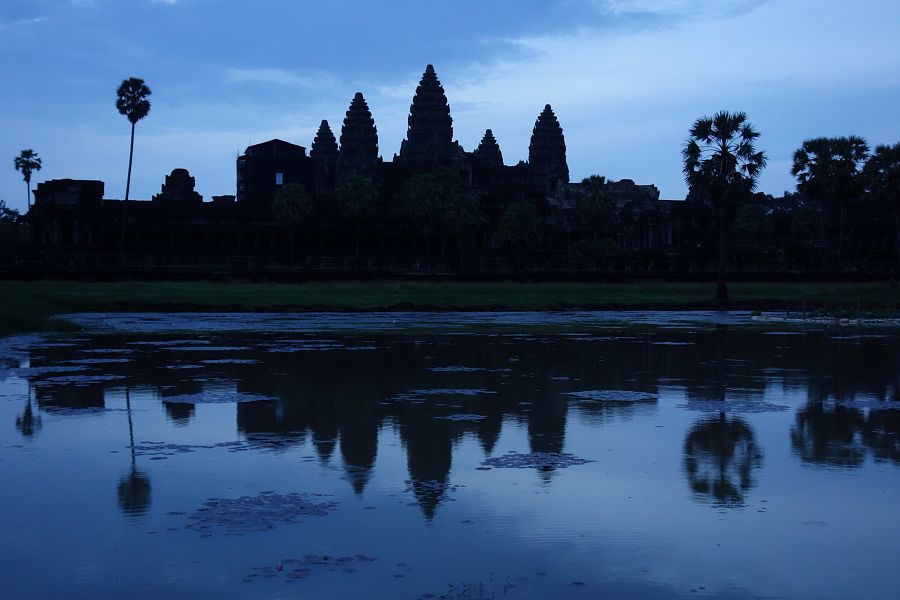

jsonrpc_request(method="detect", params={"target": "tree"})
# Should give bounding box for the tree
[336,175,378,257]
[683,111,766,301]
[733,204,772,242]
[116,77,151,252]
[791,136,869,269]
[402,167,480,260]
[0,199,21,223]
[272,183,313,261]
[13,149,42,211]
[574,175,615,241]
[498,199,543,251]
[862,143,900,277]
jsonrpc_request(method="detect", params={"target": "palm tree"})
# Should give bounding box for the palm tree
[272,183,313,262]
[574,175,615,242]
[862,143,900,277]
[791,136,869,269]
[13,149,42,211]
[683,111,766,301]
[116,77,151,251]
[336,175,378,257]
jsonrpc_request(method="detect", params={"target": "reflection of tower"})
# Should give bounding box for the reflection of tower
[163,401,195,427]
[683,413,762,506]
[528,394,567,481]
[118,383,151,516]
[337,395,379,495]
[400,409,454,520]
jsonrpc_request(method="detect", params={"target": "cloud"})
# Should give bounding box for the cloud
[223,68,336,90]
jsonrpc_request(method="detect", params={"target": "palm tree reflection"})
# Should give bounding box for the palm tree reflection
[117,384,151,516]
[683,413,762,506]
[15,383,42,438]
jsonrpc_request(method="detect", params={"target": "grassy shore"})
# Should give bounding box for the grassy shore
[2,279,899,337]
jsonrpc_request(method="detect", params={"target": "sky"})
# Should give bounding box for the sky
[1,0,899,213]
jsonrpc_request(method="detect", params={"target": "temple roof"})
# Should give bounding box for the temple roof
[310,120,339,161]
[340,93,379,171]
[474,129,504,167]
[398,64,454,164]
[528,104,569,185]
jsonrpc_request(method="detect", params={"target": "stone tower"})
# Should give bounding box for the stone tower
[398,64,455,165]
[473,129,503,167]
[340,92,379,173]
[528,104,569,191]
[310,120,339,169]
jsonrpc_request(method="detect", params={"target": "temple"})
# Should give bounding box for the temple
[21,63,780,275]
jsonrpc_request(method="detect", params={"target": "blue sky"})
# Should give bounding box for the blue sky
[2,0,899,212]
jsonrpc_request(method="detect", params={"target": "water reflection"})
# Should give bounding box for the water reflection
[683,413,763,506]
[15,385,42,438]
[118,384,151,517]
[13,322,900,519]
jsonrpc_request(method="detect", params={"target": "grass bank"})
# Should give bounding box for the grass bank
[2,279,899,337]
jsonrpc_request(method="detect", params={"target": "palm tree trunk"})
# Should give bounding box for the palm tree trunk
[123,122,135,255]
[894,210,900,280]
[716,199,728,301]
[26,180,31,211]
[838,202,845,271]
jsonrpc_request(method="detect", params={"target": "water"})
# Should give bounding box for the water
[1,312,898,599]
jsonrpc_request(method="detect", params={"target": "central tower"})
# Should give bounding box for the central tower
[397,64,456,165]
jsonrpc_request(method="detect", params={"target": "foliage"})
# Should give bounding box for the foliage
[792,136,869,204]
[574,175,615,237]
[498,199,543,250]
[0,199,21,223]
[272,183,313,226]
[863,143,900,211]
[790,203,823,240]
[402,167,479,234]
[683,112,766,202]
[336,175,378,222]
[116,78,152,124]
[14,149,42,208]
[733,204,772,241]
[682,111,766,300]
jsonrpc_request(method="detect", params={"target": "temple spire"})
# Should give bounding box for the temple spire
[474,129,503,167]
[528,104,569,190]
[398,64,455,164]
[340,92,379,173]
[311,120,339,169]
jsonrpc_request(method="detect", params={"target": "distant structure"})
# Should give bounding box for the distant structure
[26,63,781,274]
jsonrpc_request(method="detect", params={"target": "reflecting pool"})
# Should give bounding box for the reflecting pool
[1,312,898,599]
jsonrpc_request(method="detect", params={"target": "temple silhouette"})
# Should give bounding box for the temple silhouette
[15,64,898,275]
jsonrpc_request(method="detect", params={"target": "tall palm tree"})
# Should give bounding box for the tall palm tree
[863,143,900,277]
[116,77,151,251]
[683,111,766,301]
[13,149,42,211]
[791,136,869,270]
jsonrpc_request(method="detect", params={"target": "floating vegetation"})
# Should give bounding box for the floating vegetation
[244,554,378,584]
[156,391,273,404]
[435,414,487,422]
[427,366,511,373]
[679,399,789,414]
[35,374,126,386]
[480,451,595,470]
[164,364,204,370]
[563,390,657,404]
[392,389,497,402]
[65,358,132,364]
[199,359,260,365]
[405,479,462,497]
[184,491,338,536]
[161,346,252,352]
[129,339,211,346]
[651,341,696,346]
